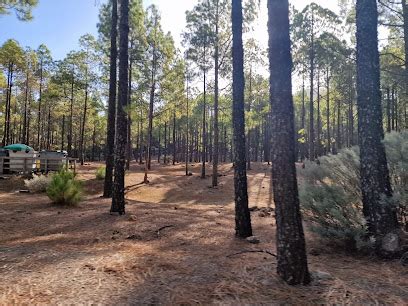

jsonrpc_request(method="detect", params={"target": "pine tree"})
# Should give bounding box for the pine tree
[356,0,400,255]
[232,0,252,238]
[268,0,310,285]
[111,0,129,214]
[103,0,118,198]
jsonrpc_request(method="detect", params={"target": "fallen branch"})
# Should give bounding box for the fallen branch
[157,225,175,238]
[227,250,277,258]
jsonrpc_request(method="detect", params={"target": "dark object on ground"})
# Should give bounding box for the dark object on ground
[227,249,277,258]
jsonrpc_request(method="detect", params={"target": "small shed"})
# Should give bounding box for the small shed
[38,150,67,172]
[3,144,37,173]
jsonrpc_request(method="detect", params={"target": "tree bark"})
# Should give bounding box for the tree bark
[212,0,220,186]
[103,0,118,198]
[201,43,207,179]
[232,0,252,238]
[268,0,310,285]
[37,59,43,150]
[79,67,89,166]
[356,0,400,255]
[309,10,315,161]
[326,68,331,154]
[111,0,129,215]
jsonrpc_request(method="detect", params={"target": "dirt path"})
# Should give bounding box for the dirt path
[0,162,407,304]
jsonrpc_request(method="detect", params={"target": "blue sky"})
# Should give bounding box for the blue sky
[0,0,105,60]
[0,0,194,60]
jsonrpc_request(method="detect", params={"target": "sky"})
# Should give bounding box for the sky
[0,0,340,61]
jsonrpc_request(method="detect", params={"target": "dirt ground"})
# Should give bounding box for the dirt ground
[0,162,407,305]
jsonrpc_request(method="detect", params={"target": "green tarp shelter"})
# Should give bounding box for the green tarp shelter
[4,144,34,152]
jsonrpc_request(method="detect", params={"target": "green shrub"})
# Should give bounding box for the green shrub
[299,131,408,250]
[46,168,82,206]
[95,166,106,180]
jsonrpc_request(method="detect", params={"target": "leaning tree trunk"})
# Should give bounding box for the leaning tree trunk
[356,0,400,256]
[232,0,252,238]
[103,0,118,198]
[111,0,129,215]
[268,0,310,285]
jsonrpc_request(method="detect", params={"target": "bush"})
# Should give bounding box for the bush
[95,166,106,180]
[46,168,82,206]
[299,131,408,250]
[24,174,52,193]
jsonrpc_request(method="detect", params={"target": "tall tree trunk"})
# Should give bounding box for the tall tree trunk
[212,0,220,186]
[47,108,51,150]
[391,86,395,130]
[37,59,43,150]
[92,124,96,161]
[68,67,74,158]
[164,121,167,164]
[309,10,315,161]
[201,43,207,179]
[22,69,29,144]
[103,0,118,198]
[147,18,158,171]
[247,66,252,170]
[111,0,129,215]
[268,0,310,285]
[173,110,176,166]
[356,0,400,255]
[316,70,321,157]
[337,100,341,151]
[126,57,132,170]
[3,63,13,146]
[79,67,89,166]
[61,115,65,150]
[326,68,331,154]
[186,70,190,176]
[348,69,355,145]
[301,75,306,160]
[402,0,408,120]
[26,89,31,146]
[232,0,252,238]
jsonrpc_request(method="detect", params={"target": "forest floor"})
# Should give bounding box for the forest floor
[0,162,407,305]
